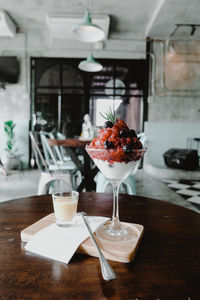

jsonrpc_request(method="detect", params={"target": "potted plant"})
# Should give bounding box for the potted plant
[3,120,20,170]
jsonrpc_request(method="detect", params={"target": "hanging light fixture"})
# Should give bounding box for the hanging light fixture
[78,52,103,72]
[72,10,105,43]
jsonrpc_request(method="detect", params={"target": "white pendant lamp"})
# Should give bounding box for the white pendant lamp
[72,11,105,43]
[78,52,103,72]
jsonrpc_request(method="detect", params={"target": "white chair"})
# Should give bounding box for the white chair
[95,132,147,195]
[29,131,73,195]
[39,131,82,190]
[56,132,72,162]
[39,131,76,171]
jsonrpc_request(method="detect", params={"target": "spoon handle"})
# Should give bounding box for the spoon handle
[81,215,116,281]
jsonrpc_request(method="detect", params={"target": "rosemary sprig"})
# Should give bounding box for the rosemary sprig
[100,106,116,124]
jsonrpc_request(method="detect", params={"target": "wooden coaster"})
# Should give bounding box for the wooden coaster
[21,213,144,263]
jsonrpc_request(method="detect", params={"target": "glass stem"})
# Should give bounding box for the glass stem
[111,182,121,232]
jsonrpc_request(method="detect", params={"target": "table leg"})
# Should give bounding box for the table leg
[64,148,97,192]
[82,151,97,191]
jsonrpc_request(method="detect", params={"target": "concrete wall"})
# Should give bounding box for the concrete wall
[0,35,30,168]
[144,41,200,176]
[148,40,200,122]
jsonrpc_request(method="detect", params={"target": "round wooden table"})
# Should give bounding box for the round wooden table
[0,193,200,299]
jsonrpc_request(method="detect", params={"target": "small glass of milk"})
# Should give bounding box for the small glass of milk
[52,191,79,227]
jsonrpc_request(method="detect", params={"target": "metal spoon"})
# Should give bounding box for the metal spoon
[78,212,116,281]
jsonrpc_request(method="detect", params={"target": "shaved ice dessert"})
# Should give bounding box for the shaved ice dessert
[86,111,145,182]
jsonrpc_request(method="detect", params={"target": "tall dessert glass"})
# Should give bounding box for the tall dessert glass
[86,146,146,242]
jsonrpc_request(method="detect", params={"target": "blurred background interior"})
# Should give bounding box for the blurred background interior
[0,0,200,213]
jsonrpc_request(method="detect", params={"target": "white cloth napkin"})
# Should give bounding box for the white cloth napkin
[25,216,108,264]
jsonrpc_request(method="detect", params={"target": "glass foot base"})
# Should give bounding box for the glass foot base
[96,220,139,242]
[56,220,74,227]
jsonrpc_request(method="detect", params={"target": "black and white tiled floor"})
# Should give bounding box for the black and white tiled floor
[163,179,200,211]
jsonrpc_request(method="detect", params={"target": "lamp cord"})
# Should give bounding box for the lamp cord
[87,0,89,11]
[87,0,93,14]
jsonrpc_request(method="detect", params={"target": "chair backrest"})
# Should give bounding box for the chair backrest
[48,132,64,162]
[138,132,147,146]
[29,131,49,173]
[56,132,71,161]
[56,132,66,140]
[131,132,147,175]
[39,131,59,168]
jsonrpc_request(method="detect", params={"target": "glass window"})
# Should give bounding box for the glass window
[92,98,123,127]
[31,57,148,136]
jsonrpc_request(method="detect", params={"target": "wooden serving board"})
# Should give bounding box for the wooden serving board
[21,213,144,263]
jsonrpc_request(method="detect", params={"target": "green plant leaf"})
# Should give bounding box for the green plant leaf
[4,120,17,154]
[7,140,12,150]
[100,106,116,124]
[5,120,13,127]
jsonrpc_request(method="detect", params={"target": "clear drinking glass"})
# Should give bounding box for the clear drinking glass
[52,190,79,227]
[86,147,146,241]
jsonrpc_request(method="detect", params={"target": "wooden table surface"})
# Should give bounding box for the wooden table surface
[48,138,91,148]
[0,193,200,299]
